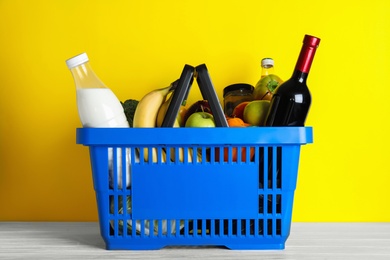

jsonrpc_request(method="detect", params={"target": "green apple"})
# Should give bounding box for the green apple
[243,100,270,126]
[253,74,283,100]
[183,100,212,125]
[185,112,216,127]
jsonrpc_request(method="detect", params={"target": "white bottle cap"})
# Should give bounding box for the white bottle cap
[261,58,274,67]
[66,53,89,69]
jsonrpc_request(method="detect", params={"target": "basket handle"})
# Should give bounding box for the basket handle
[162,64,228,127]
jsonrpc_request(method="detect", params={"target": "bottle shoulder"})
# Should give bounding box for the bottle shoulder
[275,77,309,92]
[273,78,311,104]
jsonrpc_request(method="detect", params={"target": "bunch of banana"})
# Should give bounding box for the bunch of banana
[133,84,202,163]
[133,85,173,163]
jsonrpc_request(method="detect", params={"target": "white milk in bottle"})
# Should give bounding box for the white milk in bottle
[66,53,130,189]
[66,53,129,128]
[76,88,129,127]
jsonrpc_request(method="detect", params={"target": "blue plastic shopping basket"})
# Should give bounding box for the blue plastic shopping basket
[76,126,313,250]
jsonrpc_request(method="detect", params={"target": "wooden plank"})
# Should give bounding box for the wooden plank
[0,222,389,259]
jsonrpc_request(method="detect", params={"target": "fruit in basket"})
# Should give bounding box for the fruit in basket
[133,85,174,162]
[215,146,255,163]
[253,74,283,101]
[227,117,250,127]
[183,100,212,126]
[231,101,250,120]
[243,100,270,126]
[133,85,173,128]
[215,117,254,162]
[178,105,188,127]
[185,112,215,127]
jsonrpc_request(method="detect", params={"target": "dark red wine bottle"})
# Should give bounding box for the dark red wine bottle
[265,35,320,126]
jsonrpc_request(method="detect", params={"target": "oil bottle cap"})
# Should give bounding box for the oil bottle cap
[261,58,274,67]
[66,53,89,69]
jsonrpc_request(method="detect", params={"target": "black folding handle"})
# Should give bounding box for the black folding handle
[161,65,194,127]
[162,64,228,127]
[195,64,228,127]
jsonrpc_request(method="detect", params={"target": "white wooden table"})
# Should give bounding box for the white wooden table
[1,222,389,259]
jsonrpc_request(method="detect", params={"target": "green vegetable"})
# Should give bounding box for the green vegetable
[121,99,139,127]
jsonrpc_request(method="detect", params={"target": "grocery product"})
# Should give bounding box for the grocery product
[223,83,254,117]
[132,85,174,163]
[66,52,129,128]
[121,99,139,127]
[66,52,130,189]
[243,100,270,126]
[259,58,275,78]
[265,35,320,126]
[253,74,283,101]
[253,59,283,101]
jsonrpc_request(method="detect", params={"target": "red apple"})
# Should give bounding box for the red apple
[185,112,215,127]
[232,101,250,120]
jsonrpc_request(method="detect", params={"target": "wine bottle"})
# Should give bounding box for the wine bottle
[265,35,320,126]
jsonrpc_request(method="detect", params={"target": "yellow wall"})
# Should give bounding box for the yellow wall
[1,0,389,221]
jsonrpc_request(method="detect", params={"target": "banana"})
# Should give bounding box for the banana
[133,85,172,128]
[133,84,203,164]
[133,85,172,163]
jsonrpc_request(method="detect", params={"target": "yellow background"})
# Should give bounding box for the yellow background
[1,0,389,222]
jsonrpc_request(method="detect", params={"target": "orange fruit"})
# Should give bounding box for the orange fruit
[227,117,251,127]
